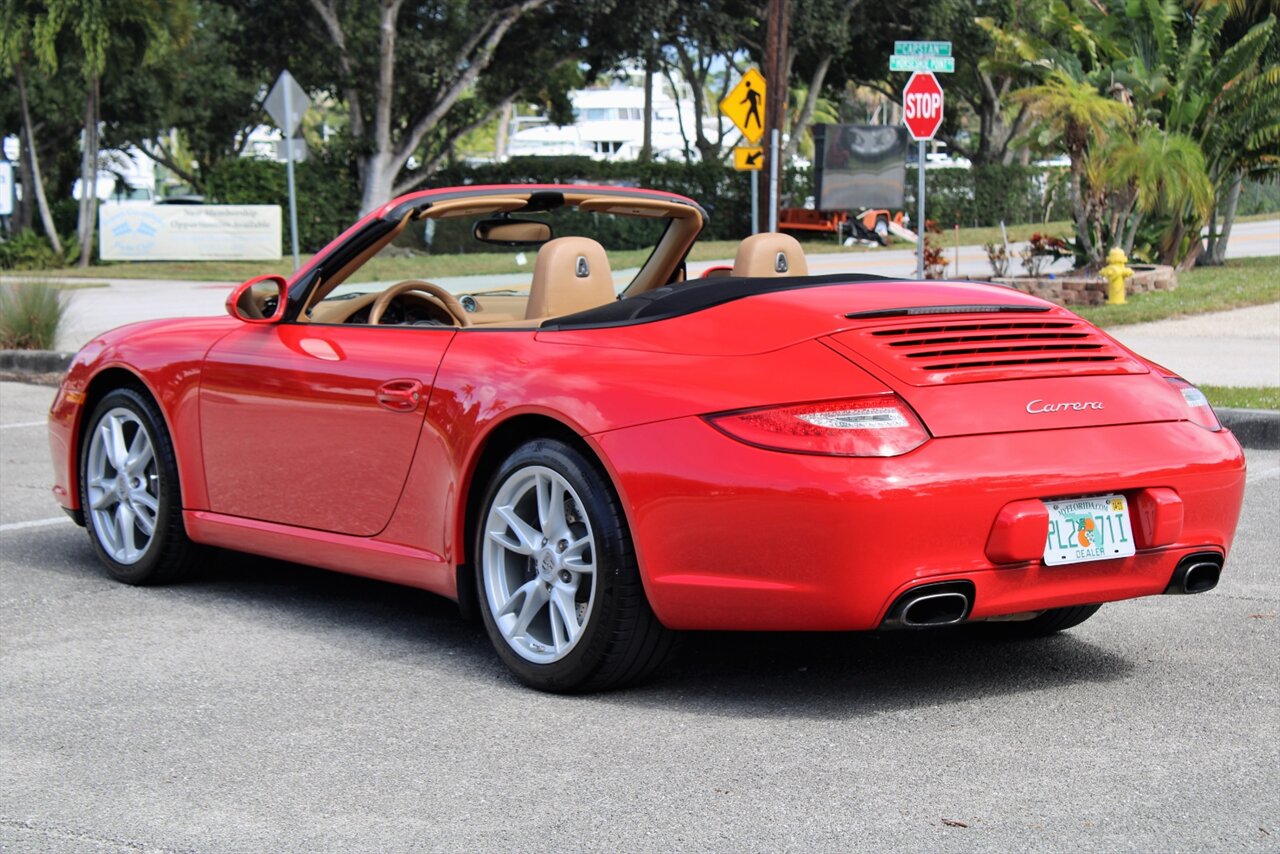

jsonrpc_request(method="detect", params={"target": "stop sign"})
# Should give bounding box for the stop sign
[902,71,944,140]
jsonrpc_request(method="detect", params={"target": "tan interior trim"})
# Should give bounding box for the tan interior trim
[578,197,699,218]
[423,197,530,219]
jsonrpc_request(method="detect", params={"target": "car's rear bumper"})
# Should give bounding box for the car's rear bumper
[594,418,1246,631]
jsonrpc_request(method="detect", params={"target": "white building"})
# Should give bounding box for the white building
[507,74,731,162]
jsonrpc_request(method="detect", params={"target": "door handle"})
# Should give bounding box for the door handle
[376,379,423,413]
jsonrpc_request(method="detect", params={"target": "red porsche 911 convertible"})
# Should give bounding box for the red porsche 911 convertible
[48,184,1246,692]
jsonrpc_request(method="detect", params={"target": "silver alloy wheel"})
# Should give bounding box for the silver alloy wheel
[481,465,597,664]
[85,406,160,565]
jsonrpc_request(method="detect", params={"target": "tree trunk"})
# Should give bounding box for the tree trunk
[15,60,63,256]
[1068,159,1095,265]
[77,75,101,268]
[495,101,513,161]
[15,136,34,234]
[1210,172,1243,265]
[782,54,830,164]
[360,150,396,217]
[640,50,654,162]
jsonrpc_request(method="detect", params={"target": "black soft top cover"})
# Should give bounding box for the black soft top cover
[541,273,895,331]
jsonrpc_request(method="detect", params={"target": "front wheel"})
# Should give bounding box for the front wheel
[79,386,203,585]
[475,438,677,692]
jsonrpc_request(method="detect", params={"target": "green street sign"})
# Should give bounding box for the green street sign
[894,41,952,57]
[890,55,956,73]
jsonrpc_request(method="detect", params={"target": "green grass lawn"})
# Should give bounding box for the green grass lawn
[1074,255,1280,327]
[1200,385,1280,410]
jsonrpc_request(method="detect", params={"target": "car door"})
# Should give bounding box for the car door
[199,323,454,536]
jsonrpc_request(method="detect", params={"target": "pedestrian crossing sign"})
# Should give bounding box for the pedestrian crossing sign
[720,68,767,144]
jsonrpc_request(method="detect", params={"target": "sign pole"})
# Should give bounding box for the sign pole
[916,140,925,279]
[751,169,759,235]
[283,84,301,271]
[768,128,779,232]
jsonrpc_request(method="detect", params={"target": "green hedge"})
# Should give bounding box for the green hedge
[902,165,1073,228]
[205,151,361,253]
[1239,178,1280,215]
[203,151,1073,251]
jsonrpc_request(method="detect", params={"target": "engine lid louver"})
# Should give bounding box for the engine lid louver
[828,316,1147,385]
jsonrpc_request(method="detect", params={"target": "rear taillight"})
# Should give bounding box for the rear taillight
[1165,377,1221,431]
[705,395,930,457]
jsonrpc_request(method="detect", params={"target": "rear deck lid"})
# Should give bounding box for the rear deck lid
[824,307,1189,437]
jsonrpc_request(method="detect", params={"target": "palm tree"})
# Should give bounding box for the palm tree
[29,0,192,267]
[1,1,63,256]
[1013,72,1131,265]
[1100,126,1215,257]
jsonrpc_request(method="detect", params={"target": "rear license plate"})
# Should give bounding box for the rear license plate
[1043,494,1135,566]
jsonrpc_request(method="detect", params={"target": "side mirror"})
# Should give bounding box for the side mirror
[473,216,552,247]
[226,275,287,323]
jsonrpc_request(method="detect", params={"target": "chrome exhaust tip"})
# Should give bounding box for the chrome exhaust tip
[882,581,974,629]
[1164,552,1223,595]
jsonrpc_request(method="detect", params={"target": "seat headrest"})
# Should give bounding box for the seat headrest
[525,237,616,319]
[731,232,809,277]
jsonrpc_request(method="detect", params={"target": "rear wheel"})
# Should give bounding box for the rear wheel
[981,604,1102,638]
[79,387,203,585]
[475,438,677,692]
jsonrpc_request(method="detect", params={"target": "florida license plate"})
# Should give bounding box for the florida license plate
[1043,494,1136,566]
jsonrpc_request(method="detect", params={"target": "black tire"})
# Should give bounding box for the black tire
[981,604,1102,639]
[474,438,678,692]
[78,386,204,585]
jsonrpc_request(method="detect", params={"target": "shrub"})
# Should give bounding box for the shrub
[205,150,362,253]
[0,281,69,349]
[0,231,62,270]
[984,241,1011,277]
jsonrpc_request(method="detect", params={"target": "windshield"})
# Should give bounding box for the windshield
[328,205,672,298]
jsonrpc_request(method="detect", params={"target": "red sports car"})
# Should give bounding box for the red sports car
[48,184,1246,692]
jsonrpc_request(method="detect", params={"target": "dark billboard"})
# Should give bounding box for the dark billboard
[813,124,908,211]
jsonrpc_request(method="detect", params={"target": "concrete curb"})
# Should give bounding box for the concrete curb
[0,349,74,374]
[2,349,1278,449]
[1217,408,1280,450]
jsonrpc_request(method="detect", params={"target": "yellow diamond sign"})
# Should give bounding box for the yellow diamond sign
[720,67,767,144]
[733,146,764,171]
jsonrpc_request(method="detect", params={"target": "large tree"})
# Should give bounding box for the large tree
[24,0,193,265]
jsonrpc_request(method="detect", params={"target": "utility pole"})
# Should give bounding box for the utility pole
[763,0,789,232]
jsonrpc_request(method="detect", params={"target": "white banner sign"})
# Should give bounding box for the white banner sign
[0,161,14,217]
[99,205,283,261]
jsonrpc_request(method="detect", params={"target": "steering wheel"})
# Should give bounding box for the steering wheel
[368,279,472,327]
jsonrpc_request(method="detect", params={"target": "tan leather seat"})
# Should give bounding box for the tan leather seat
[525,237,616,319]
[731,232,809,277]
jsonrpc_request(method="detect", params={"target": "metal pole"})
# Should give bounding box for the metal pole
[768,128,780,232]
[283,84,301,271]
[751,168,759,235]
[916,139,925,279]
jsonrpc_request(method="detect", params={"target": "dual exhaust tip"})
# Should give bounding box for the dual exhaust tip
[882,581,974,630]
[882,552,1223,629]
[1164,552,1222,595]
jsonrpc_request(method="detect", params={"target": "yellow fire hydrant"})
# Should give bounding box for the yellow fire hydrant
[1100,247,1133,305]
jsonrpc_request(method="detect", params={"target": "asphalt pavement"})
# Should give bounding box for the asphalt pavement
[1,380,1278,852]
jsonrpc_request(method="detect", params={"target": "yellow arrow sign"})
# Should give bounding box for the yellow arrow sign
[720,67,767,144]
[733,146,764,171]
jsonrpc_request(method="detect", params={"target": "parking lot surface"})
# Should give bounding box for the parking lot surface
[2,380,1277,852]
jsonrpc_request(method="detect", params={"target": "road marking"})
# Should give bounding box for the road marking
[0,420,47,430]
[0,516,71,533]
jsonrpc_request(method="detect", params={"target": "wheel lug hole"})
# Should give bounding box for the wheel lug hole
[556,540,568,553]
[544,581,552,591]
[559,570,572,583]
